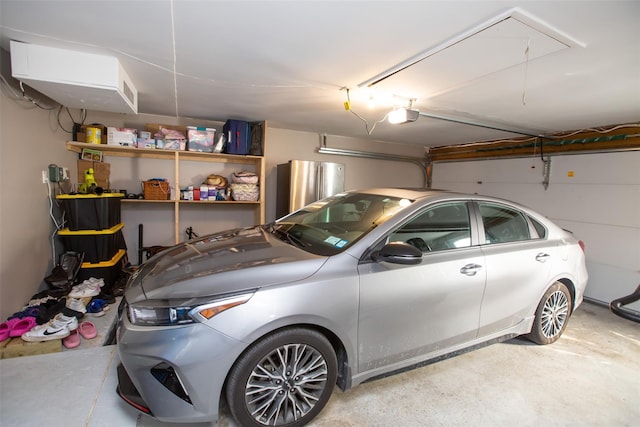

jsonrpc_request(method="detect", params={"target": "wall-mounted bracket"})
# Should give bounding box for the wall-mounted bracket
[426,154,433,189]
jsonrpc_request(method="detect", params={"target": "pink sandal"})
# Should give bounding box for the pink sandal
[9,317,36,337]
[63,329,81,349]
[0,319,17,341]
[78,321,97,339]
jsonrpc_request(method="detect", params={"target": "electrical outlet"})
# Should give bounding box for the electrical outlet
[42,170,49,183]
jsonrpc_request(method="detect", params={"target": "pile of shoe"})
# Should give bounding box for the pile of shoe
[20,311,98,349]
[0,279,113,347]
[0,249,129,348]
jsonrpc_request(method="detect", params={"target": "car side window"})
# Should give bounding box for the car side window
[390,202,471,252]
[529,216,547,239]
[479,203,530,244]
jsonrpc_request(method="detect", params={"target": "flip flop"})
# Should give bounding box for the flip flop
[9,317,37,337]
[78,321,97,339]
[63,329,81,349]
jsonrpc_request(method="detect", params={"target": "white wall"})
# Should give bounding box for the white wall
[0,95,78,319]
[432,152,640,308]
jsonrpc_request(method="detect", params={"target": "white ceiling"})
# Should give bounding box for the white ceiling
[1,1,639,147]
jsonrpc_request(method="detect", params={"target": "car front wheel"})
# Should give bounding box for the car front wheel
[226,328,338,427]
[527,281,573,345]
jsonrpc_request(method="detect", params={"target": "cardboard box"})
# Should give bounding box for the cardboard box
[107,127,137,146]
[77,159,110,189]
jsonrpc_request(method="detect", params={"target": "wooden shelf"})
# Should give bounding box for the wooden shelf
[66,126,266,244]
[121,199,174,204]
[121,199,260,205]
[66,141,261,165]
[177,200,260,205]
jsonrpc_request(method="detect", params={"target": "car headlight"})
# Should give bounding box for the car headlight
[128,292,254,326]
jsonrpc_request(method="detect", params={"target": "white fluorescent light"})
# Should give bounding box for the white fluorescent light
[388,108,419,124]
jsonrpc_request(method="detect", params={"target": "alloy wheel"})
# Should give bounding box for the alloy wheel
[540,289,569,339]
[245,343,329,426]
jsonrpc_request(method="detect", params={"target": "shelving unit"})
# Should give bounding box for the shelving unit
[66,139,265,244]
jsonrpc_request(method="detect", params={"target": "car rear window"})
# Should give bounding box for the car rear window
[479,203,531,244]
[529,216,548,239]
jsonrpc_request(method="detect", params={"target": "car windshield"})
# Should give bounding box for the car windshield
[266,192,413,256]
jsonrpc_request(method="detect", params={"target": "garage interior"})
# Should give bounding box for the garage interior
[0,1,638,426]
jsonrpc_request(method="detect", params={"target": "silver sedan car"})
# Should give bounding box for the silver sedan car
[116,188,588,426]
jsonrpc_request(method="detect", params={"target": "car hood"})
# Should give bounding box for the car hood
[125,226,326,303]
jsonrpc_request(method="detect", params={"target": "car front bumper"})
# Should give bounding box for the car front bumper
[116,310,247,423]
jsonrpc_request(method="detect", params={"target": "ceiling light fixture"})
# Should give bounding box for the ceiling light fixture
[388,98,419,124]
[388,108,419,124]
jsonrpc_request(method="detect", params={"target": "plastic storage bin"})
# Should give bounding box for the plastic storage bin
[76,249,126,289]
[57,193,123,231]
[58,223,126,264]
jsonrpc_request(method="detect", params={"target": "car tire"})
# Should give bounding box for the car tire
[225,328,338,427]
[527,281,573,345]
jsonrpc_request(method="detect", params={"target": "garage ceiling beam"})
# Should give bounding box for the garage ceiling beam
[429,124,640,162]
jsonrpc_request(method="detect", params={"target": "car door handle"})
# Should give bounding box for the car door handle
[460,263,482,276]
[535,253,551,263]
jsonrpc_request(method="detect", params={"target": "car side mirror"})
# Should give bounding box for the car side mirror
[372,242,423,265]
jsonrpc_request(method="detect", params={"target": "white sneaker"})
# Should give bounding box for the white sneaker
[66,297,87,313]
[54,313,79,331]
[69,281,100,298]
[21,314,78,342]
[85,277,105,288]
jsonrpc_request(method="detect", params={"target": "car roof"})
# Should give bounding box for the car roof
[349,188,461,200]
[351,188,544,219]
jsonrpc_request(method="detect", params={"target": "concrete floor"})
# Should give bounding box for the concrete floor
[1,301,638,427]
